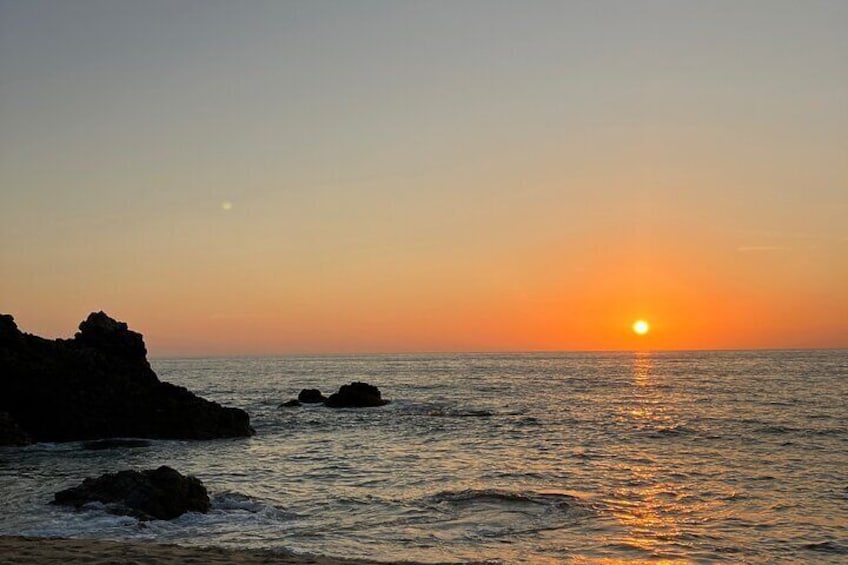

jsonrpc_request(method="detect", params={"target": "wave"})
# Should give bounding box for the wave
[516,416,541,426]
[639,423,694,438]
[427,488,579,511]
[801,541,848,554]
[481,470,550,481]
[803,427,847,437]
[46,491,293,525]
[754,424,798,434]
[211,491,298,520]
[424,407,494,418]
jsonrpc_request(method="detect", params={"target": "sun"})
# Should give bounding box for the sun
[632,320,650,335]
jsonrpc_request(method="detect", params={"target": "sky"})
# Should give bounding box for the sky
[1,0,847,356]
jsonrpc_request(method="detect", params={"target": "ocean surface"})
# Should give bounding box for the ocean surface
[1,351,846,564]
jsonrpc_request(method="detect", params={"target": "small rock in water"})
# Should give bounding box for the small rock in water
[298,389,326,403]
[279,399,301,408]
[325,382,388,408]
[52,466,210,520]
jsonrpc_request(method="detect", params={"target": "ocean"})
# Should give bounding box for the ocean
[1,350,846,564]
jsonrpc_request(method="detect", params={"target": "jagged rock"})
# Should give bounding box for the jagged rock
[0,314,19,341]
[324,382,388,408]
[279,399,301,408]
[0,312,254,442]
[298,388,326,404]
[75,312,148,364]
[82,438,152,451]
[0,410,31,446]
[52,466,210,520]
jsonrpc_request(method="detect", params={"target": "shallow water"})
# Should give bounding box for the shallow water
[1,350,847,563]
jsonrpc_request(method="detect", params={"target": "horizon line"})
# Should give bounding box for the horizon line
[149,345,848,361]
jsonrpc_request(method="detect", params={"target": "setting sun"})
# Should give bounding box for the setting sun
[633,320,650,336]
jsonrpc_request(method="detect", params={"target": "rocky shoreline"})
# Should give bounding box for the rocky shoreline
[0,312,254,445]
[1,312,401,562]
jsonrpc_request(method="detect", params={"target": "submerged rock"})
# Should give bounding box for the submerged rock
[0,311,254,442]
[324,382,388,408]
[279,399,301,408]
[53,466,210,520]
[297,388,326,404]
[82,438,152,451]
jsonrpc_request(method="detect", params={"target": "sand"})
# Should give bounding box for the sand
[0,536,418,565]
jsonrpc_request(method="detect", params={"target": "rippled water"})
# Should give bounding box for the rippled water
[1,351,847,563]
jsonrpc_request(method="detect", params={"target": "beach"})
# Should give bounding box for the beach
[0,536,412,565]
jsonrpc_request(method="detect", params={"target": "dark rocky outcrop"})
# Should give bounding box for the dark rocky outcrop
[53,466,210,520]
[325,382,388,408]
[298,388,326,404]
[0,312,254,443]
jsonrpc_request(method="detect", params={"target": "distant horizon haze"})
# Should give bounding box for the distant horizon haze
[6,308,847,358]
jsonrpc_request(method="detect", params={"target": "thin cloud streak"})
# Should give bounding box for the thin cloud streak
[736,246,790,252]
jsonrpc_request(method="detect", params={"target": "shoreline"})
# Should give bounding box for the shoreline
[0,536,435,565]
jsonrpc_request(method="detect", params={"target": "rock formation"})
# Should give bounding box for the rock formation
[0,312,254,443]
[0,410,31,446]
[298,388,326,403]
[53,466,210,520]
[324,382,388,408]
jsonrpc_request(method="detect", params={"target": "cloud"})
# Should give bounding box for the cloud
[736,246,790,252]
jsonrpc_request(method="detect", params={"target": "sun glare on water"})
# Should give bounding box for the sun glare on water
[632,320,650,335]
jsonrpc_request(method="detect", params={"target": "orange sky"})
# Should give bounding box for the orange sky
[2,2,847,356]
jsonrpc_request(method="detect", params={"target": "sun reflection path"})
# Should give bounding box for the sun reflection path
[566,558,690,565]
[632,352,652,387]
[600,353,690,562]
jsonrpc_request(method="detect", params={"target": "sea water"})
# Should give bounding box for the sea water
[1,351,846,564]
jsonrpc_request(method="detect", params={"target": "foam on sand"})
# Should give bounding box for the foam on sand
[0,536,431,565]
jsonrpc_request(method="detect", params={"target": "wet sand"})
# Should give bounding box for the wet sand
[0,536,422,565]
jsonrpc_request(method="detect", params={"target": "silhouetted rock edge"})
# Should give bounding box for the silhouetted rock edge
[52,465,210,520]
[0,312,254,444]
[279,382,389,409]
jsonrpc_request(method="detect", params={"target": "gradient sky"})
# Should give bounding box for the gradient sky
[2,0,847,356]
